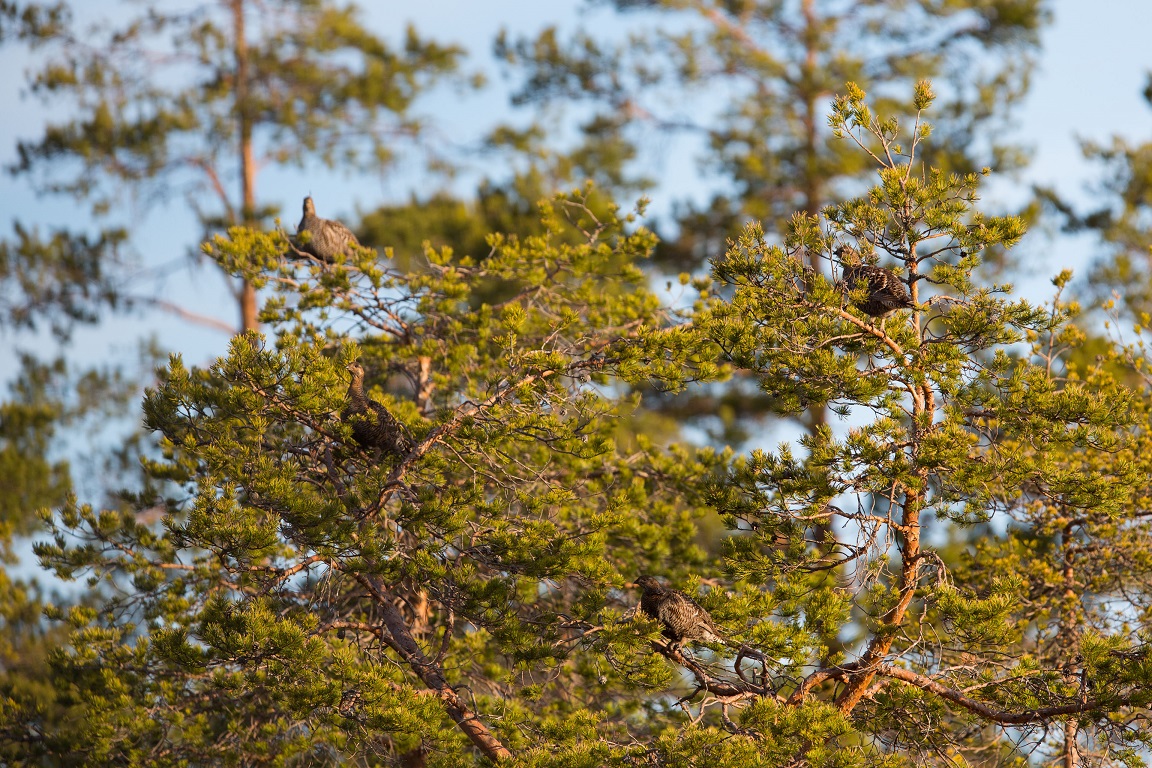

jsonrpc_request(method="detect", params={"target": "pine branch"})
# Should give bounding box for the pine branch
[876,664,1113,725]
[354,573,513,763]
[652,640,774,700]
[131,296,237,335]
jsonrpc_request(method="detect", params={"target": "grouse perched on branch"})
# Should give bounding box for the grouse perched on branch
[634,576,724,649]
[342,361,413,458]
[835,245,914,319]
[295,196,361,263]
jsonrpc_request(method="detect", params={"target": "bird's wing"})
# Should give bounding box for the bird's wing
[659,591,723,642]
[849,266,912,308]
[876,273,912,307]
[324,219,361,247]
[654,592,688,628]
[690,603,724,641]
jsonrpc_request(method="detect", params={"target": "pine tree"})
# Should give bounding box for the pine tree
[16,83,1152,766]
[498,0,1049,273]
[25,188,726,765]
[8,0,463,332]
[496,0,1050,460]
[693,81,1152,763]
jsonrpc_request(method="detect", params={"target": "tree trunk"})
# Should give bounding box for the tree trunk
[799,0,823,238]
[233,0,259,333]
[238,279,257,332]
[1060,525,1082,767]
[799,0,833,550]
[1063,719,1078,768]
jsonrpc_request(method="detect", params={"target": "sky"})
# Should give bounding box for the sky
[0,0,1150,443]
[999,1,1151,286]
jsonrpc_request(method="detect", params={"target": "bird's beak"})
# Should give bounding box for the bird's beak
[624,582,637,589]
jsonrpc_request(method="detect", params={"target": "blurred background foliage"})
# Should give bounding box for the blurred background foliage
[4,0,1152,764]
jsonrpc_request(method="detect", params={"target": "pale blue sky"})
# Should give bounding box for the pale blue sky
[1,0,1150,376]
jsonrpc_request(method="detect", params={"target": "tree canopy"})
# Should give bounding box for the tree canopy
[8,2,1152,766]
[496,0,1050,272]
[2,81,1151,766]
[5,0,463,333]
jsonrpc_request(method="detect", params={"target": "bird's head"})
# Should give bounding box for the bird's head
[633,575,663,593]
[345,360,365,379]
[303,196,316,216]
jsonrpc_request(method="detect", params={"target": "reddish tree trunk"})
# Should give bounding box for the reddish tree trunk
[233,0,259,333]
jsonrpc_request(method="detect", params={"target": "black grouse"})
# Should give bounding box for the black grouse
[296,196,362,263]
[342,361,413,458]
[634,575,724,649]
[836,245,914,319]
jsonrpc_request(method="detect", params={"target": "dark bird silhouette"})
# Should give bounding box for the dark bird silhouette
[836,245,914,319]
[296,196,361,263]
[342,361,413,458]
[634,576,771,690]
[635,575,724,649]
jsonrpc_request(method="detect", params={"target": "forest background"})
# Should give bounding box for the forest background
[4,0,1152,765]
